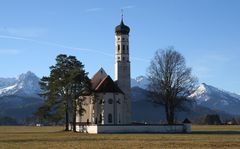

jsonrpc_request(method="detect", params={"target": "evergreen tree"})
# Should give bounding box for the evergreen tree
[35,54,91,131]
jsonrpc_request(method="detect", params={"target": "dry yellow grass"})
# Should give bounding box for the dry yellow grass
[0,125,239,149]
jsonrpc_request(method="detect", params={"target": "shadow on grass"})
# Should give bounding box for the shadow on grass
[191,131,240,135]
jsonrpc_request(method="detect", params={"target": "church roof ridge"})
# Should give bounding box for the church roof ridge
[91,67,106,79]
[95,75,124,94]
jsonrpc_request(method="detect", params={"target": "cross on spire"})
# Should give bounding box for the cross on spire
[121,9,124,22]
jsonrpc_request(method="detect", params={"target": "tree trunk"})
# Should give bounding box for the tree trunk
[165,104,170,124]
[73,99,77,132]
[65,109,69,131]
[169,112,174,124]
[169,104,175,124]
[165,104,175,124]
[65,97,69,131]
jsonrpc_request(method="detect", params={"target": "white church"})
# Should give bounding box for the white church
[76,17,132,125]
[75,16,191,133]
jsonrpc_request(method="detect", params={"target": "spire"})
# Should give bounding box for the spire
[115,10,130,35]
[121,9,124,24]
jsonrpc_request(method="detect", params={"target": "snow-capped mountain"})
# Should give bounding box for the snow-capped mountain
[131,76,149,89]
[131,81,240,123]
[0,78,17,89]
[131,76,240,115]
[1,72,239,121]
[0,71,43,120]
[0,71,41,97]
[190,83,240,115]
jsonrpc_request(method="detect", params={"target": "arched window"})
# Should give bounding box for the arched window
[108,114,112,123]
[95,118,97,124]
[122,45,125,53]
[108,98,113,104]
[118,113,121,123]
[117,44,120,52]
[99,114,102,123]
[117,99,121,104]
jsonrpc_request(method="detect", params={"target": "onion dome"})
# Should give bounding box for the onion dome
[115,18,130,35]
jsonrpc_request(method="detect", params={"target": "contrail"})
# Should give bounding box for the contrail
[0,34,149,62]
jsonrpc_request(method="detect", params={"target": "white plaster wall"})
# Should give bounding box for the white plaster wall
[77,124,192,134]
[183,124,191,133]
[114,32,132,125]
[86,125,98,134]
[103,93,114,124]
[76,96,92,123]
[97,125,184,133]
[102,93,125,125]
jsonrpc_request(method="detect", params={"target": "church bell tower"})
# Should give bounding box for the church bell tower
[114,15,131,124]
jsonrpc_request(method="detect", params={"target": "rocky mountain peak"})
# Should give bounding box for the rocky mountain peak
[0,71,40,97]
[131,76,149,89]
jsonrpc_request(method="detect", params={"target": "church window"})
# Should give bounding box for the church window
[108,114,112,123]
[117,99,121,104]
[118,113,121,123]
[118,57,120,61]
[95,118,97,124]
[118,38,120,40]
[122,45,125,53]
[99,114,102,123]
[108,98,113,104]
[118,44,120,52]
[99,99,104,104]
[87,119,89,125]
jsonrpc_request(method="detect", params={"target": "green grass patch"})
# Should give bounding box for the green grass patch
[0,125,239,148]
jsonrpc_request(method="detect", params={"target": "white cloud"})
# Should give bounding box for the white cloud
[0,49,21,55]
[121,5,136,9]
[131,56,150,63]
[204,54,230,63]
[192,65,214,79]
[190,52,231,80]
[0,34,148,62]
[0,27,46,37]
[85,8,103,13]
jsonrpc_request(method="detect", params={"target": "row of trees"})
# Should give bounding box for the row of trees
[35,54,91,131]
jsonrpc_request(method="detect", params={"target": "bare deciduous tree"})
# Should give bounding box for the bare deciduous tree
[147,47,197,124]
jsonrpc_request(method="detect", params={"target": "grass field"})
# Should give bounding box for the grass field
[0,125,240,149]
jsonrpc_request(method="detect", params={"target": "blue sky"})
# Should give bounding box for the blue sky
[0,0,240,94]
